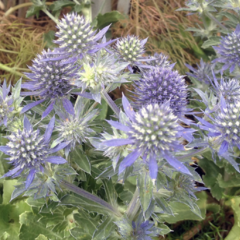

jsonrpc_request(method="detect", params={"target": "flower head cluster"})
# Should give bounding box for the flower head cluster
[115,35,148,68]
[186,59,213,85]
[213,25,240,72]
[54,97,97,156]
[103,95,193,179]
[54,13,112,60]
[22,49,79,118]
[133,66,188,118]
[0,116,68,188]
[74,52,128,102]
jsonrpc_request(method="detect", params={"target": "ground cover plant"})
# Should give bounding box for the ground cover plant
[2,0,240,239]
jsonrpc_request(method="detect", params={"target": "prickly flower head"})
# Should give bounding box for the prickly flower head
[115,35,147,65]
[54,12,111,59]
[146,52,173,68]
[54,97,97,156]
[0,116,67,189]
[210,72,240,103]
[213,25,240,73]
[74,52,128,103]
[22,49,78,118]
[196,99,240,171]
[186,59,212,85]
[104,95,193,179]
[134,66,188,117]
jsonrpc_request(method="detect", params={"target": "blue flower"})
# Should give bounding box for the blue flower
[0,116,68,188]
[212,25,240,73]
[209,71,240,104]
[0,80,14,127]
[53,97,98,156]
[133,66,189,118]
[103,95,193,179]
[54,12,113,60]
[195,98,240,171]
[73,51,129,103]
[145,52,174,69]
[115,35,150,71]
[0,79,23,127]
[21,49,79,118]
[186,59,213,85]
[131,220,161,240]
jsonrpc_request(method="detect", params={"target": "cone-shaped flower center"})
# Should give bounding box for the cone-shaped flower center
[7,129,48,169]
[128,104,179,153]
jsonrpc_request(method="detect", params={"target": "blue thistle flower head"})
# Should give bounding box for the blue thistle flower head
[0,79,23,127]
[131,220,161,240]
[196,99,240,171]
[0,116,68,189]
[186,59,213,85]
[103,95,194,179]
[74,51,129,103]
[0,80,14,127]
[22,49,79,118]
[54,97,98,156]
[133,66,188,118]
[115,35,148,70]
[210,72,240,104]
[212,25,240,73]
[54,12,112,60]
[146,52,174,68]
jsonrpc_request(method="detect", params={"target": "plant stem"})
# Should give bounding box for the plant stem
[205,11,228,31]
[126,187,140,221]
[42,8,58,24]
[177,147,209,160]
[60,180,122,217]
[0,63,27,79]
[101,89,120,117]
[135,0,139,36]
[3,2,52,18]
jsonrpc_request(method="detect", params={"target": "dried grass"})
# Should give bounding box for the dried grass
[111,0,205,73]
[0,11,56,84]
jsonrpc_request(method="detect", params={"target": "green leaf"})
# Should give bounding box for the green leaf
[198,156,224,200]
[0,204,20,240]
[43,30,56,49]
[74,213,96,234]
[102,179,117,207]
[70,228,91,240]
[96,11,125,29]
[60,193,118,217]
[160,191,207,223]
[3,180,18,204]
[26,0,46,18]
[93,217,116,240]
[137,173,154,219]
[69,147,91,174]
[35,235,48,240]
[225,196,240,240]
[201,37,221,49]
[19,212,63,240]
[49,0,74,12]
[95,99,108,120]
[154,197,173,215]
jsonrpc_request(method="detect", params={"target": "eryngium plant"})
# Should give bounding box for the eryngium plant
[2,6,240,239]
